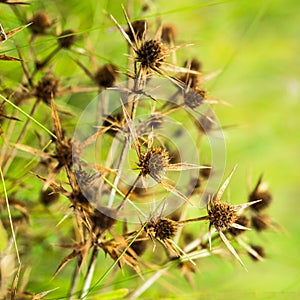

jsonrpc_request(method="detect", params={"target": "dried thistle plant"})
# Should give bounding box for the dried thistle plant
[0,2,279,299]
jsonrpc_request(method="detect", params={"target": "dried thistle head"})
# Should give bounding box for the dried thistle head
[30,11,52,34]
[228,215,250,236]
[161,24,177,44]
[249,175,272,212]
[94,63,118,88]
[55,137,73,168]
[248,245,265,261]
[126,20,147,42]
[251,214,270,232]
[91,207,117,234]
[184,88,206,109]
[58,29,76,48]
[136,39,168,70]
[138,147,169,180]
[208,200,238,231]
[35,74,59,104]
[145,217,178,241]
[179,58,202,88]
[40,187,59,206]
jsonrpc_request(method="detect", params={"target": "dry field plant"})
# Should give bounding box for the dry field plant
[0,1,281,299]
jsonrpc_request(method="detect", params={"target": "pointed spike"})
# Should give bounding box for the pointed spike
[215,165,238,202]
[121,4,139,47]
[109,13,136,50]
[234,199,262,211]
[5,22,32,39]
[219,230,248,271]
[231,223,251,231]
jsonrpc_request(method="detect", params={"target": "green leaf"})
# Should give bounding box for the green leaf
[94,288,129,299]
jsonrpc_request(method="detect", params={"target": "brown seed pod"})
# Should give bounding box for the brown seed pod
[249,175,272,212]
[136,39,167,69]
[145,218,178,241]
[40,188,59,206]
[30,11,52,34]
[34,74,59,104]
[184,88,206,109]
[179,58,202,88]
[126,20,147,42]
[248,245,265,261]
[251,214,270,232]
[161,24,177,44]
[138,147,169,180]
[58,30,76,48]
[228,215,250,236]
[91,207,117,233]
[208,201,238,231]
[94,63,118,88]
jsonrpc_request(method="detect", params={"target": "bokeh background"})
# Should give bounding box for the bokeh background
[1,0,299,299]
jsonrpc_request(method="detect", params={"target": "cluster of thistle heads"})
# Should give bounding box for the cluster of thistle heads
[0,2,277,299]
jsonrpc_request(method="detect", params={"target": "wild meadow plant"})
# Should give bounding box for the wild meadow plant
[0,1,278,299]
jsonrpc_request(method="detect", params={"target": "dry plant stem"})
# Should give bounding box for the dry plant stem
[108,137,130,207]
[68,261,81,300]
[116,173,142,212]
[2,98,40,174]
[80,246,99,299]
[129,267,168,300]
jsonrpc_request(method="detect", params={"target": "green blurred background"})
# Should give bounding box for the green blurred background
[1,0,300,299]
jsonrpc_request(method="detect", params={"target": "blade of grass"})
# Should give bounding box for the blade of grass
[0,166,21,265]
[0,94,57,139]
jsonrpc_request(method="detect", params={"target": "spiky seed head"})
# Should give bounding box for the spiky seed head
[55,138,73,167]
[139,147,169,180]
[129,240,147,256]
[249,178,272,212]
[184,58,202,72]
[249,245,265,261]
[136,39,167,69]
[228,215,250,236]
[91,207,117,233]
[40,188,59,206]
[179,58,202,88]
[58,30,76,48]
[102,112,124,136]
[251,214,270,232]
[161,24,177,44]
[208,201,238,230]
[126,20,147,42]
[35,74,59,104]
[94,63,118,88]
[146,218,178,240]
[200,165,212,179]
[30,12,52,34]
[184,88,206,109]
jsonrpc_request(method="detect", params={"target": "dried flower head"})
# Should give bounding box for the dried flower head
[126,20,147,42]
[179,58,202,88]
[249,175,272,212]
[30,11,52,34]
[35,74,59,104]
[228,215,250,236]
[40,187,59,206]
[91,207,117,234]
[248,245,265,261]
[94,63,118,88]
[184,88,206,109]
[208,200,238,231]
[138,147,169,180]
[136,39,168,70]
[145,217,178,241]
[58,29,76,48]
[251,214,270,232]
[161,24,177,44]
